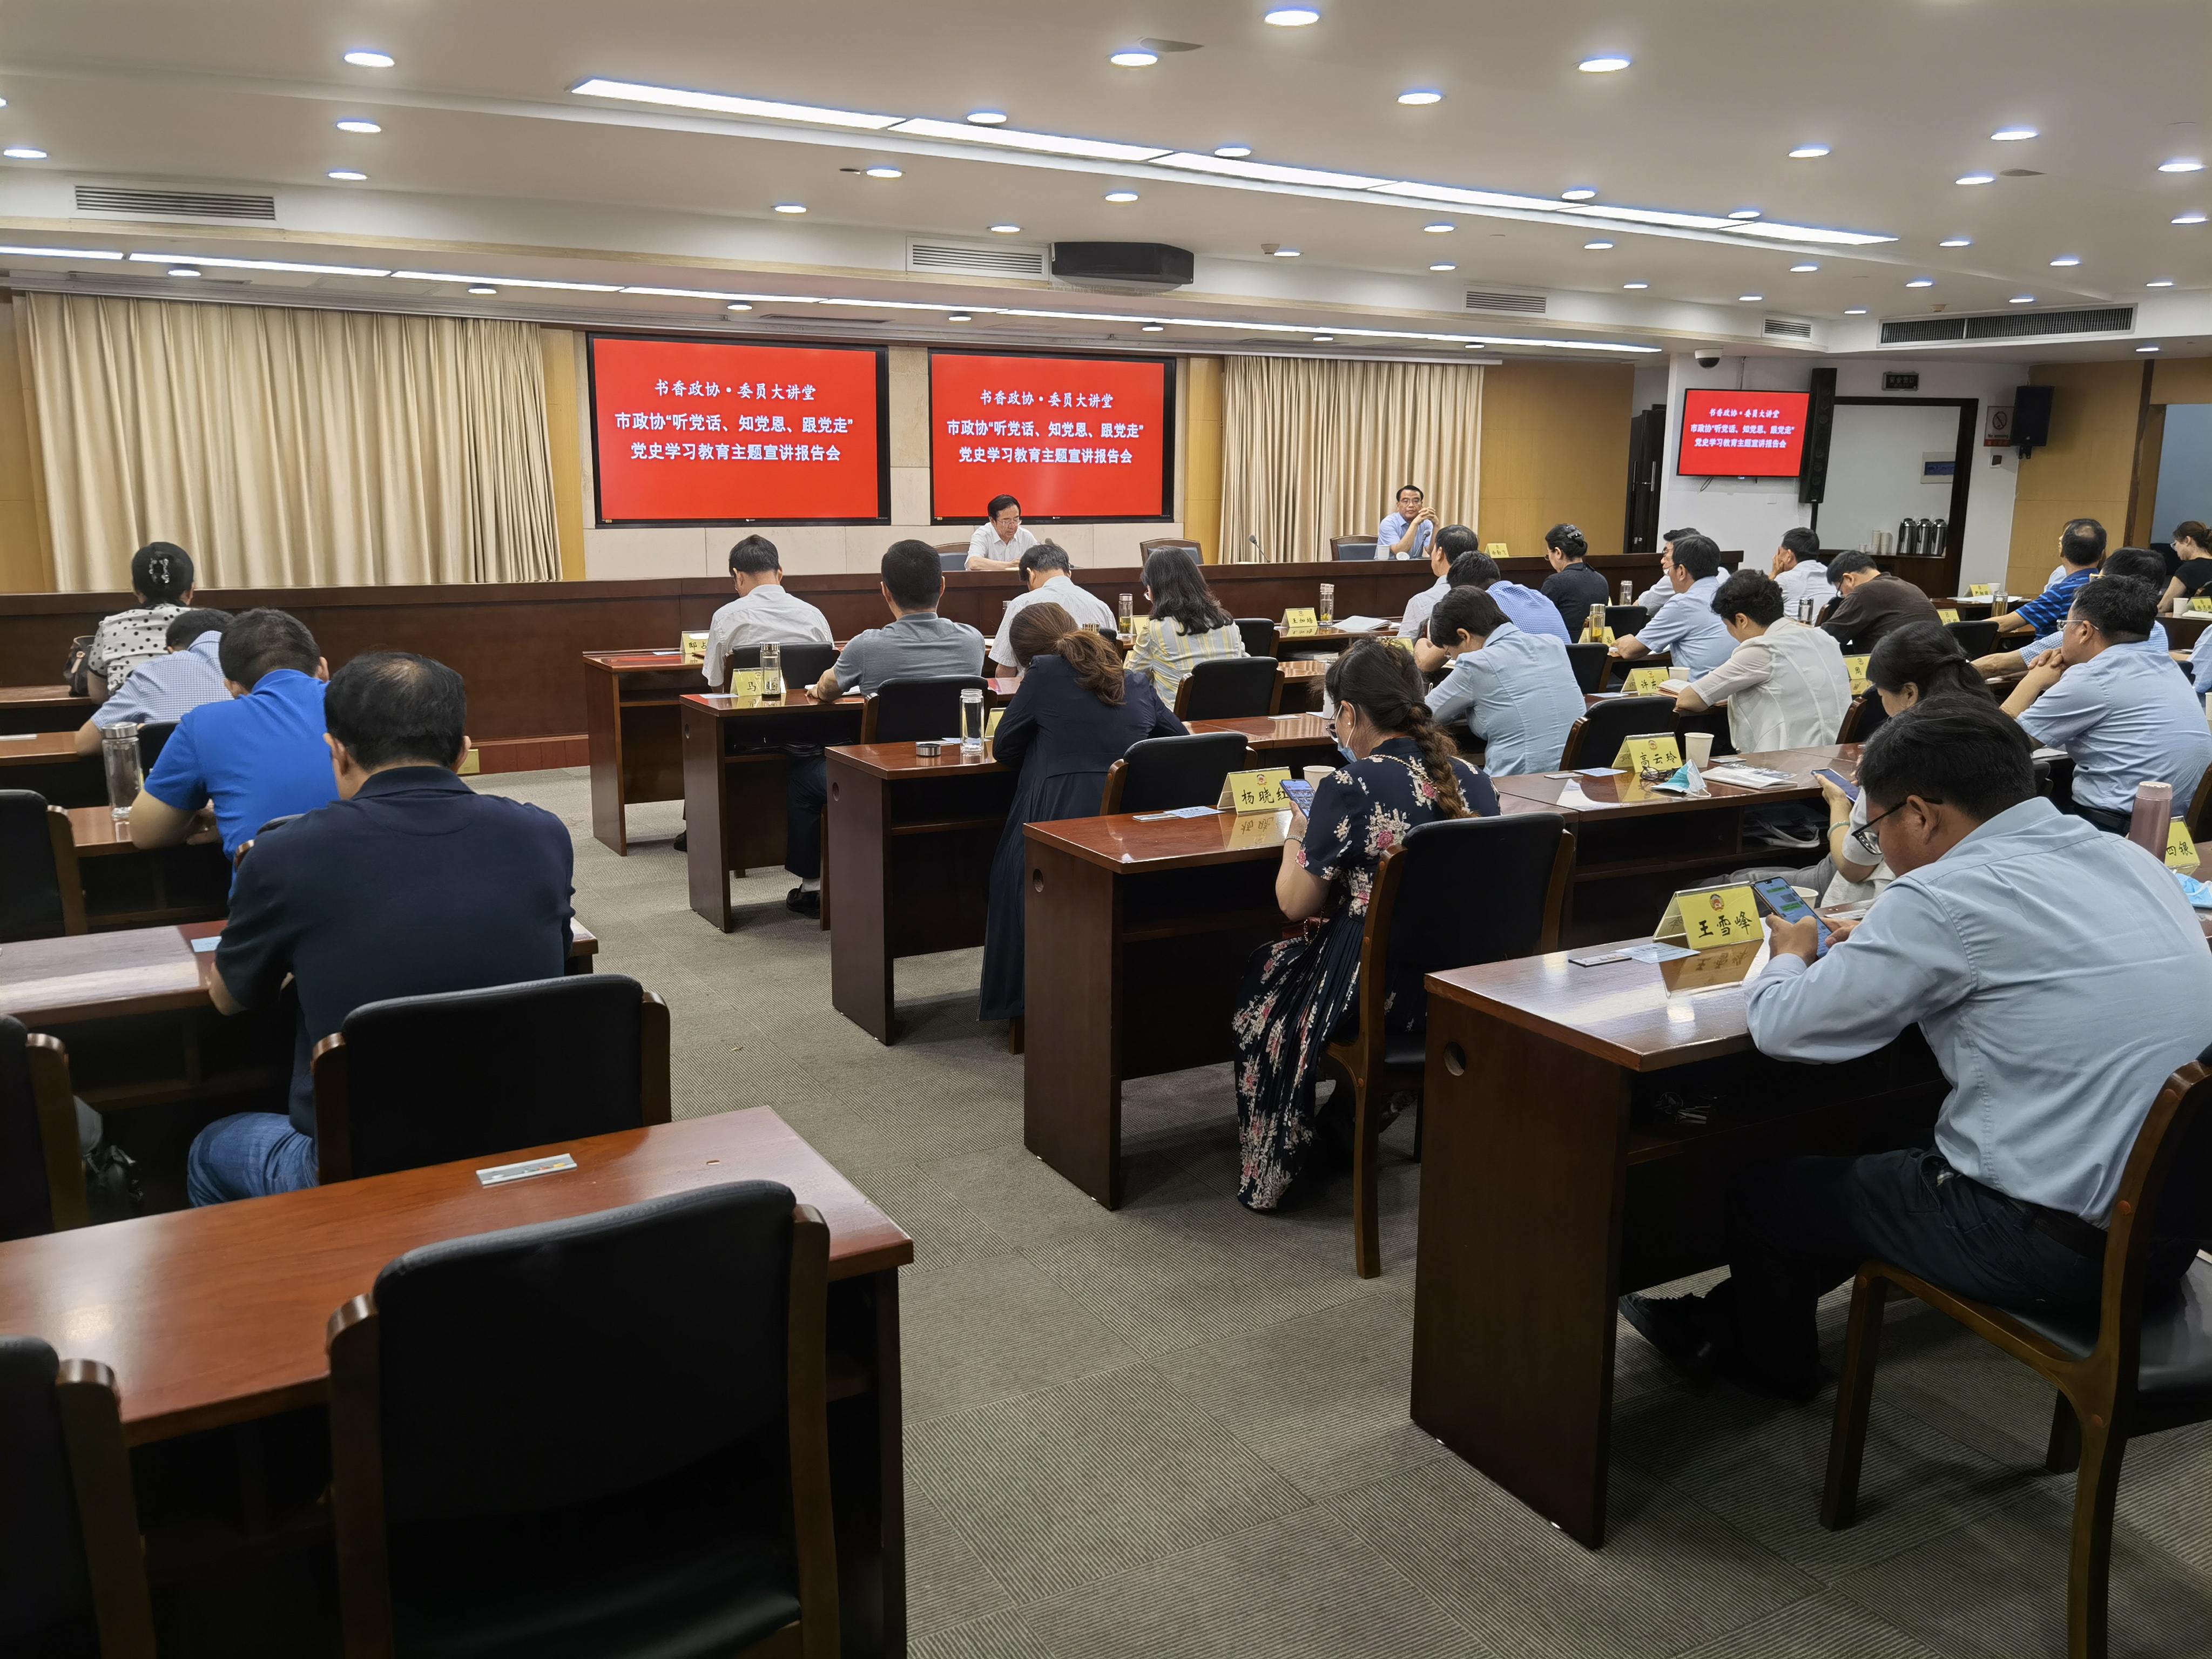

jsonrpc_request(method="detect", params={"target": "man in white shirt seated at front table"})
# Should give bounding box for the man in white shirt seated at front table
[702,535,833,689]
[1673,569,1852,753]
[1622,697,2212,1402]
[990,541,1119,673]
[1769,526,1838,619]
[963,493,1041,572]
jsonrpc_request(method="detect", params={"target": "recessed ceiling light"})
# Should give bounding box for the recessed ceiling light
[1939,237,1972,247]
[2174,212,2207,225]
[773,202,806,213]
[1906,277,1935,287]
[726,302,752,311]
[864,165,902,178]
[1622,281,1649,289]
[989,223,1021,234]
[2159,159,2204,173]
[343,50,395,68]
[2048,255,2080,266]
[1141,323,1165,331]
[1264,6,1321,24]
[2010,294,2035,304]
[967,110,1007,125]
[1990,127,2038,141]
[1561,187,1599,201]
[335,119,381,133]
[1429,261,1456,271]
[1105,190,1140,203]
[1790,262,1819,272]
[1578,56,1631,73]
[1583,240,1614,249]
[1956,173,1995,186]
[1271,246,1300,255]
[0,244,123,260]
[467,285,497,295]
[1397,90,1442,105]
[1844,307,1869,314]
[1738,293,1763,301]
[1424,221,1455,232]
[1110,49,1159,67]
[2147,279,2176,287]
[4,147,48,160]
[1214,145,1253,157]
[947,313,972,322]
[0,98,8,109]
[2137,344,2161,352]
[1788,144,1830,159]
[1727,207,1762,219]
[167,267,201,278]
[327,169,368,181]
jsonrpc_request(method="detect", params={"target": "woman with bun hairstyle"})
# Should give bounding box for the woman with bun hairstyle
[87,542,198,699]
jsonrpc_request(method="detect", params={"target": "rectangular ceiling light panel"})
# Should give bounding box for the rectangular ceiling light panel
[570,78,901,130]
[887,117,1169,163]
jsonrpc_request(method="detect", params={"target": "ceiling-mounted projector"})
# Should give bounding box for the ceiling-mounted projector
[1050,242,1195,293]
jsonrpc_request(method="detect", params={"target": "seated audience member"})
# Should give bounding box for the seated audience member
[990,541,1118,671]
[1973,545,2170,676]
[1633,528,1701,617]
[1125,545,1247,698]
[1611,534,1734,678]
[703,535,832,686]
[1769,527,1837,617]
[1622,697,2212,1400]
[1393,525,1459,640]
[1425,532,1571,644]
[1540,523,1611,637]
[1817,551,1943,651]
[965,493,1040,572]
[127,608,338,861]
[1423,586,1583,776]
[1992,517,2104,642]
[1231,641,1499,1212]
[2002,575,2212,831]
[1817,622,1991,906]
[72,608,229,755]
[86,542,197,699]
[2158,519,2211,612]
[1378,483,1438,560]
[188,652,574,1204]
[980,604,1185,1023]
[1674,570,1852,752]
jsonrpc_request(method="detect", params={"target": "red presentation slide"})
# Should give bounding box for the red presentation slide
[590,336,886,523]
[1677,389,1811,477]
[930,352,1172,521]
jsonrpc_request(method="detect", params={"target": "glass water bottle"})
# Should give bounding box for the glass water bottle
[1318,583,1334,627]
[960,686,985,754]
[1118,593,1134,637]
[103,723,142,820]
[759,642,783,698]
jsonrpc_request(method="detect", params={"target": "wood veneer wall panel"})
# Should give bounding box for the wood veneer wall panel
[1477,361,1636,562]
[2006,361,2150,592]
[541,326,589,582]
[1184,357,1224,563]
[2153,356,2212,406]
[0,292,55,593]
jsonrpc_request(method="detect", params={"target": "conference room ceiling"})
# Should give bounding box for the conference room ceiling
[0,0,2203,361]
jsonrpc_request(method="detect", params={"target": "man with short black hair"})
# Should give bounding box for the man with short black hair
[127,608,338,860]
[1379,483,1437,559]
[1394,523,1460,641]
[1769,527,1836,617]
[1674,569,1852,751]
[2003,575,2212,831]
[990,541,1117,670]
[1541,523,1610,637]
[703,535,831,687]
[1611,534,1734,678]
[1975,545,2170,676]
[1995,517,2106,640]
[964,494,1039,571]
[1818,552,1943,652]
[186,651,574,1204]
[1634,527,1702,616]
[1424,586,1584,776]
[73,608,231,755]
[1428,533,1571,645]
[1622,696,2212,1400]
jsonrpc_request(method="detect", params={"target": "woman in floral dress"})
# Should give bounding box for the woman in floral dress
[1231,639,1498,1210]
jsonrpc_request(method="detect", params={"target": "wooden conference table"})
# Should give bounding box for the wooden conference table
[0,726,104,806]
[0,1108,915,1656]
[68,805,231,928]
[0,682,96,732]
[680,688,864,930]
[583,649,710,854]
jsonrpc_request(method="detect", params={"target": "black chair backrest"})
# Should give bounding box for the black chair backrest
[1235,617,1277,657]
[0,1336,95,1650]
[1116,732,1250,813]
[1563,696,1676,770]
[0,790,66,944]
[866,676,990,744]
[1851,689,1891,745]
[1380,814,1569,1011]
[1333,538,1380,561]
[1606,604,1648,636]
[1564,642,1609,693]
[369,1182,797,1525]
[1179,656,1281,720]
[937,549,968,572]
[1945,618,2000,657]
[726,642,840,687]
[331,974,651,1180]
[135,720,177,774]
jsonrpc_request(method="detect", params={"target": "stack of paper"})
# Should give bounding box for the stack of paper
[1331,616,1391,633]
[1703,764,1796,790]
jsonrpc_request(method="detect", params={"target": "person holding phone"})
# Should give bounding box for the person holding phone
[1378,484,1438,561]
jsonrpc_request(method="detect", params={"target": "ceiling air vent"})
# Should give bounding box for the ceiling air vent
[1879,316,1968,345]
[1965,305,2134,340]
[76,185,277,220]
[907,240,1047,279]
[1464,289,1546,315]
[1763,317,1815,340]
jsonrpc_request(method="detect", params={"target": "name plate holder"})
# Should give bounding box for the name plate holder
[1651,881,1766,991]
[2192,598,2212,615]
[1845,654,1872,695]
[1621,666,1673,696]
[1968,584,1994,598]
[1610,734,1681,776]
[680,631,709,664]
[1217,767,1294,813]
[1283,607,1319,637]
[2168,819,2201,874]
[1937,609,1961,624]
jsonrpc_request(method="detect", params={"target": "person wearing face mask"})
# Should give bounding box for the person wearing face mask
[1620,695,2212,1402]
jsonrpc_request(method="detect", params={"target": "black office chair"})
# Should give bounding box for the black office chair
[1321,813,1575,1278]
[860,676,990,744]
[133,719,178,775]
[1330,538,1380,561]
[1174,657,1285,720]
[1234,618,1277,658]
[0,1016,84,1242]
[0,1337,157,1658]
[1606,604,1649,637]
[1945,618,2001,657]
[311,974,672,1184]
[1557,696,1677,770]
[232,811,308,871]
[326,1182,840,1659]
[936,548,969,574]
[726,642,841,689]
[1099,732,1250,814]
[1564,642,1610,694]
[0,790,85,942]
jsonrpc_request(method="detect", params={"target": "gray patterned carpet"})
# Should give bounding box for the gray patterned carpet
[487,766,2212,1659]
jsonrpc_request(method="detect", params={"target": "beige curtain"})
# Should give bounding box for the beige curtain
[1220,356,1482,563]
[20,292,560,589]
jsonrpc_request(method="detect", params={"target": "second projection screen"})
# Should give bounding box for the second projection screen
[930,351,1172,522]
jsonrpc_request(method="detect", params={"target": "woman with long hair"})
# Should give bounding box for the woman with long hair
[1230,639,1499,1210]
[1124,544,1247,699]
[978,602,1185,1023]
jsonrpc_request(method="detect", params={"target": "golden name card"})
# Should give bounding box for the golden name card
[1217,766,1294,813]
[680,630,710,664]
[1222,810,1288,849]
[1610,733,1681,775]
[1580,624,1616,645]
[2191,597,2212,614]
[1283,607,1319,636]
[1937,609,1961,624]
[1622,666,1674,696]
[1655,883,1762,953]
[1483,542,1510,559]
[725,669,766,703]
[1384,635,1416,654]
[1968,584,1993,598]
[2167,818,2200,872]
[986,705,1006,737]
[1845,654,1871,694]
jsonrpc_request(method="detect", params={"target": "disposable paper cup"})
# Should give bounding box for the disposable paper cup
[1683,733,1714,768]
[1300,765,1338,784]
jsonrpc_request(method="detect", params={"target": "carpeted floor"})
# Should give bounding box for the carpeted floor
[488,765,2212,1659]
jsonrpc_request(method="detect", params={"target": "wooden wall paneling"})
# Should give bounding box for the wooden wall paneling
[2152,357,2212,407]
[2005,361,2152,592]
[541,326,589,581]
[1476,362,1636,564]
[0,291,56,594]
[1184,358,1224,563]
[2129,402,2167,549]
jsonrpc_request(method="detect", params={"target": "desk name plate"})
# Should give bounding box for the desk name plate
[1218,766,1294,813]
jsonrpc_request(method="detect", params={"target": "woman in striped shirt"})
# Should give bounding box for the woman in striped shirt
[1124,545,1247,698]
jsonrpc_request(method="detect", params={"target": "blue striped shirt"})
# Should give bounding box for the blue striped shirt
[92,632,230,730]
[2011,565,2096,637]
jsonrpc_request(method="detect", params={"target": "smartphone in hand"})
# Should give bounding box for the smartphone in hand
[1749,876,1834,959]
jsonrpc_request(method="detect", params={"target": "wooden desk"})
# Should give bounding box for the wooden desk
[1491,746,1845,947]
[68,805,230,928]
[680,690,864,931]
[1410,943,1945,1547]
[0,682,96,733]
[0,729,105,807]
[1271,626,1392,658]
[583,649,710,854]
[825,742,1016,1043]
[0,1107,913,1656]
[1187,712,1345,774]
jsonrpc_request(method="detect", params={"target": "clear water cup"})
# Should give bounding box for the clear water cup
[960,686,985,754]
[760,642,783,697]
[103,723,142,819]
[1318,583,1334,627]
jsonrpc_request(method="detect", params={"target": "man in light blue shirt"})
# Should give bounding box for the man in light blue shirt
[1611,533,1734,679]
[1419,540,1570,646]
[1621,697,2212,1401]
[1377,483,1437,561]
[2004,575,2212,833]
[1422,586,1584,776]
[1632,527,1702,617]
[73,608,231,754]
[1993,545,2169,672]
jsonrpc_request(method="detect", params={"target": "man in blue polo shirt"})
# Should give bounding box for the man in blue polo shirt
[127,608,338,861]
[187,651,574,1203]
[1993,517,2103,647]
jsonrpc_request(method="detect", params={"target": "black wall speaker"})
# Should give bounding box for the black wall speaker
[1798,367,1838,504]
[1049,242,1196,288]
[2013,385,2055,456]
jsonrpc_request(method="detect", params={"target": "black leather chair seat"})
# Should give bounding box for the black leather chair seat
[1325,1010,1426,1072]
[2006,1258,2212,1396]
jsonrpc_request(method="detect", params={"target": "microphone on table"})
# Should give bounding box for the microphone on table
[1249,533,1264,559]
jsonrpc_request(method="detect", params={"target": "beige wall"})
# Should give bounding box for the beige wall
[2153,356,2212,406]
[2004,361,2150,593]
[0,294,55,592]
[1475,361,1636,562]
